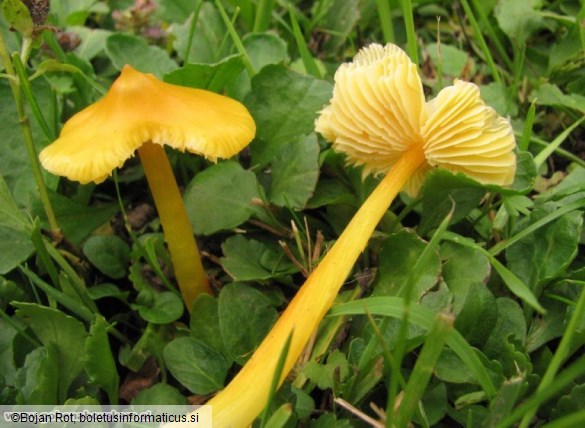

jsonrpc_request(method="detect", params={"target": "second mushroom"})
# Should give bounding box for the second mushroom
[40,64,256,309]
[205,43,517,427]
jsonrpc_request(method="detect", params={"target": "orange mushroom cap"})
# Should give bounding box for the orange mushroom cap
[316,43,516,196]
[40,64,256,184]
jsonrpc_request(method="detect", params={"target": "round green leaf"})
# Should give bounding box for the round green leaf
[163,337,228,395]
[267,134,320,209]
[218,283,278,365]
[105,33,178,77]
[132,383,187,405]
[184,161,261,236]
[2,0,33,37]
[83,235,130,279]
[134,292,184,324]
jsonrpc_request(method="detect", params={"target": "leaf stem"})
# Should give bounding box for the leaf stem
[0,32,60,234]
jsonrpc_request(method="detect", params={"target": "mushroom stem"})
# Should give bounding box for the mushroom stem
[206,146,426,428]
[137,141,211,308]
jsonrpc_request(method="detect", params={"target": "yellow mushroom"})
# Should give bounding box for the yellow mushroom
[204,43,516,427]
[40,64,256,309]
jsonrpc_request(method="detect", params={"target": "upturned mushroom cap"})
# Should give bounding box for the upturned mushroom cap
[316,43,516,196]
[40,65,256,184]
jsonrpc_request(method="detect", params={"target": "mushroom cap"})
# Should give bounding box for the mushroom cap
[315,43,516,196]
[40,65,256,184]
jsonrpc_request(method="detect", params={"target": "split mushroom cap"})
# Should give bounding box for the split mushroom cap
[315,43,516,196]
[40,64,256,184]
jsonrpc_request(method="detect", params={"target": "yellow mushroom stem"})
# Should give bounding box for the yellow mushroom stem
[205,145,426,428]
[137,141,210,309]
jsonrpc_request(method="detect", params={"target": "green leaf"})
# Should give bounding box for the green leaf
[170,2,229,64]
[508,151,537,194]
[50,0,103,26]
[67,26,111,61]
[480,81,518,116]
[552,383,585,419]
[526,282,578,353]
[244,32,289,71]
[164,55,245,92]
[105,33,178,77]
[83,235,131,279]
[306,179,355,209]
[163,336,228,395]
[36,193,117,245]
[246,64,332,167]
[310,413,353,428]
[419,169,486,235]
[482,297,527,359]
[184,161,261,236]
[190,294,227,357]
[84,315,119,403]
[372,229,441,299]
[0,318,19,385]
[218,283,278,364]
[156,0,193,23]
[319,0,360,51]
[416,382,448,426]
[439,241,499,345]
[435,348,477,384]
[531,83,585,114]
[13,303,88,402]
[0,226,34,274]
[2,0,33,37]
[495,0,545,45]
[440,241,491,312]
[134,291,184,324]
[15,345,59,404]
[220,235,294,281]
[302,350,350,390]
[132,383,187,405]
[227,32,292,100]
[426,43,476,78]
[506,207,583,289]
[267,134,320,209]
[0,170,31,232]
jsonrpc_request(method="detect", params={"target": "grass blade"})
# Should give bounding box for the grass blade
[289,6,322,78]
[401,0,418,64]
[329,297,497,398]
[395,311,454,427]
[488,198,585,256]
[254,0,275,33]
[388,206,453,424]
[375,0,395,44]
[259,331,293,428]
[459,0,503,85]
[533,116,585,169]
[519,281,585,427]
[19,264,94,322]
[519,100,536,151]
[183,1,203,63]
[215,0,255,77]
